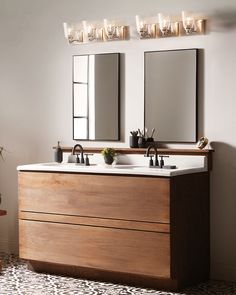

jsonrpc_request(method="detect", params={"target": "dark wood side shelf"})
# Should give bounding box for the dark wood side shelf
[0,210,7,272]
[54,147,214,170]
[0,210,7,216]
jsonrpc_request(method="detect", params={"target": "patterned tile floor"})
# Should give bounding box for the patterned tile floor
[0,253,236,295]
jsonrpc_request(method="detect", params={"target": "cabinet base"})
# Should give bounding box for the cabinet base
[27,260,179,291]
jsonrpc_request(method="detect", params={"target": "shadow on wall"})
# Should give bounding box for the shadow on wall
[210,141,236,274]
[210,9,236,32]
[210,141,236,196]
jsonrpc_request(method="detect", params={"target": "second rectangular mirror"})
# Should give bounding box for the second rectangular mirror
[145,49,198,143]
[73,53,120,141]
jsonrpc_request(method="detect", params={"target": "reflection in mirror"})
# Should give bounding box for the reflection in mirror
[145,49,198,143]
[73,53,120,141]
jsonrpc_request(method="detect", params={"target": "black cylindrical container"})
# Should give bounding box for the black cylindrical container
[146,137,154,147]
[54,141,63,163]
[129,136,139,148]
[138,137,146,148]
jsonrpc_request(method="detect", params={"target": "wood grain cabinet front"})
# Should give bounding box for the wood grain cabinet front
[19,172,170,223]
[19,219,170,278]
[18,171,210,291]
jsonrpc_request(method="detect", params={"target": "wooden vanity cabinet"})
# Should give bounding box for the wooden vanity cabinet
[18,171,209,291]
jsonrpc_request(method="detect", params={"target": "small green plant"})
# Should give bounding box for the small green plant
[101,148,117,165]
[101,148,117,157]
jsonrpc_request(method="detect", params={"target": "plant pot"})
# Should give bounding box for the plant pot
[104,155,114,165]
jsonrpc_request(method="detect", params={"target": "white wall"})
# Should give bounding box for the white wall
[0,0,236,282]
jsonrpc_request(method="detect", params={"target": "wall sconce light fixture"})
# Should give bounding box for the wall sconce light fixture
[181,11,205,35]
[157,13,180,37]
[135,12,205,40]
[82,21,104,42]
[63,23,84,44]
[103,19,129,41]
[182,11,195,34]
[158,13,171,36]
[63,11,206,45]
[135,15,156,39]
[63,19,129,44]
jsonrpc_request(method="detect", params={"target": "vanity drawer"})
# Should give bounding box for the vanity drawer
[19,172,170,223]
[19,219,170,278]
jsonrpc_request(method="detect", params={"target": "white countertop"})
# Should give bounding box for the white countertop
[17,162,207,177]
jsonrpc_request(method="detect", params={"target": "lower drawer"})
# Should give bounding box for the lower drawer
[19,220,170,278]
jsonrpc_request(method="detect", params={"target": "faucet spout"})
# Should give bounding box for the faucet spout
[146,144,159,167]
[72,144,84,164]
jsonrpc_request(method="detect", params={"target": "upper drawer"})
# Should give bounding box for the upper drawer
[19,172,170,223]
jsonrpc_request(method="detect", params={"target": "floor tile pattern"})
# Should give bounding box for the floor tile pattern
[0,253,236,295]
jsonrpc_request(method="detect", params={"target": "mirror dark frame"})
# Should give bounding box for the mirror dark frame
[144,48,198,143]
[72,53,120,141]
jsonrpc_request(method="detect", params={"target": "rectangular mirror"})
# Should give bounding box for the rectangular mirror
[73,53,120,141]
[145,49,198,143]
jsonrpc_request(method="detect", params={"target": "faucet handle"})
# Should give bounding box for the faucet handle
[149,155,154,167]
[159,155,169,168]
[84,153,93,166]
[144,154,155,167]
[75,153,80,164]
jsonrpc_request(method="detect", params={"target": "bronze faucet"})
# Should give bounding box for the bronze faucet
[72,144,84,164]
[146,144,159,167]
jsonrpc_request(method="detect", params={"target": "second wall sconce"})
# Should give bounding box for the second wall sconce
[135,11,205,39]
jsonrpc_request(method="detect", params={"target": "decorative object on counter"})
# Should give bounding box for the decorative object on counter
[145,137,154,146]
[145,128,155,147]
[101,148,117,165]
[54,141,63,163]
[129,131,139,148]
[197,137,209,150]
[137,129,146,148]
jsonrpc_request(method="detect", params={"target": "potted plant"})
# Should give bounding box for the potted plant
[101,148,117,165]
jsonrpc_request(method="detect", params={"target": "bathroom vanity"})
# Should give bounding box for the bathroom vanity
[18,150,211,291]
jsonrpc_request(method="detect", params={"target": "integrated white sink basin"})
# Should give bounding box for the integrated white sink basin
[17,161,207,177]
[40,163,97,167]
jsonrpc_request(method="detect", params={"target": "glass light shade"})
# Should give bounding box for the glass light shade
[158,13,171,35]
[82,20,103,42]
[63,22,83,43]
[135,15,155,38]
[103,18,123,40]
[182,11,195,34]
